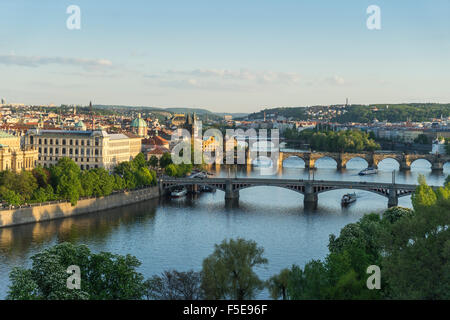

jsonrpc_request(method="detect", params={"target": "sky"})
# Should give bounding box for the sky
[0,0,449,113]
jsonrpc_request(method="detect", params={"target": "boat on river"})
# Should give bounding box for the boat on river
[171,187,187,197]
[341,193,357,206]
[358,167,378,175]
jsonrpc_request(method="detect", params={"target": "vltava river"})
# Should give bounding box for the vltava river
[0,158,448,299]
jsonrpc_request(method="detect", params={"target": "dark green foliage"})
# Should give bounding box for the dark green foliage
[148,155,159,168]
[333,104,450,123]
[144,270,203,300]
[159,152,173,168]
[7,242,146,300]
[284,128,380,152]
[0,153,155,206]
[201,238,268,300]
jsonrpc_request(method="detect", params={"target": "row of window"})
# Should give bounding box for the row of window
[38,156,99,163]
[38,147,100,156]
[31,136,100,147]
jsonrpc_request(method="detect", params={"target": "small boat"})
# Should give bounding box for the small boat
[171,187,187,197]
[341,193,357,206]
[358,166,378,175]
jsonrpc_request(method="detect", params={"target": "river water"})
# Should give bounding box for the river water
[0,157,448,299]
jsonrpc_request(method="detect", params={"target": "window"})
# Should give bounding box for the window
[81,140,84,146]
[50,139,53,145]
[62,139,66,145]
[49,148,53,154]
[30,136,34,144]
[39,147,42,153]
[62,148,66,155]
[44,147,47,153]
[70,139,73,145]
[95,149,99,155]
[75,149,78,155]
[76,140,79,146]
[95,138,99,146]
[44,139,47,145]
[87,140,90,146]
[55,148,59,154]
[39,138,42,144]
[70,148,73,155]
[56,139,59,145]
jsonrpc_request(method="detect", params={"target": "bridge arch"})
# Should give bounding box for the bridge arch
[313,156,338,169]
[236,184,305,195]
[444,161,450,172]
[410,158,432,170]
[282,156,305,168]
[251,155,273,167]
[344,157,369,169]
[376,157,401,170]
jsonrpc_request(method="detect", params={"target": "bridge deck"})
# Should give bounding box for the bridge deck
[161,177,436,191]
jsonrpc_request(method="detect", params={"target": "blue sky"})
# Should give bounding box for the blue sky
[0,0,449,112]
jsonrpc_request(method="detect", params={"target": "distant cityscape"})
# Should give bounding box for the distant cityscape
[0,99,449,174]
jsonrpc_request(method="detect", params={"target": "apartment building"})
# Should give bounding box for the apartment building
[24,129,142,170]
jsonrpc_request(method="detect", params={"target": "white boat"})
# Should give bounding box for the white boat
[171,187,187,197]
[358,167,378,175]
[341,193,357,206]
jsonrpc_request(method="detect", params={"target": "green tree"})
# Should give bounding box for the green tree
[148,155,159,168]
[411,175,437,211]
[132,152,147,169]
[0,186,24,206]
[7,242,146,300]
[144,270,203,300]
[201,238,268,300]
[159,152,173,168]
[50,158,82,205]
[266,268,291,300]
[381,197,450,299]
[165,164,178,177]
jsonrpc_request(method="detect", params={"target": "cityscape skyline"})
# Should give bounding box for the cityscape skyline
[1,1,450,112]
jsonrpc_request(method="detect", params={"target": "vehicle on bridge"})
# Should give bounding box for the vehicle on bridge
[359,167,378,176]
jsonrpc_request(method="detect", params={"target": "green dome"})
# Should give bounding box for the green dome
[131,115,147,128]
[75,120,85,128]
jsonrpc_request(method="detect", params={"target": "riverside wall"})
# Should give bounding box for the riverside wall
[0,186,160,228]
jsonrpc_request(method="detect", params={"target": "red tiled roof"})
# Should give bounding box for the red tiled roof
[142,135,168,146]
[147,145,170,155]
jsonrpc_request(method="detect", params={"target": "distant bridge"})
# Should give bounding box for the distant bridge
[245,151,450,171]
[160,177,438,208]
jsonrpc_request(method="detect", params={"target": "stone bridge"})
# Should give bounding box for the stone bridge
[160,177,437,209]
[246,151,450,171]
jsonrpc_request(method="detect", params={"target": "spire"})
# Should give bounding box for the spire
[90,101,95,130]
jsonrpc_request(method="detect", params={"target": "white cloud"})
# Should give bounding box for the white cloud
[0,54,113,69]
[325,75,346,86]
[163,68,301,85]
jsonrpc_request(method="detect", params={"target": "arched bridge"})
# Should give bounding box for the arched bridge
[160,177,436,208]
[249,151,450,171]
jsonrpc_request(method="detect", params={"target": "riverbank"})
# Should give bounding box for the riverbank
[0,186,160,228]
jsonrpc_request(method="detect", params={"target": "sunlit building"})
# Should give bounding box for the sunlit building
[24,129,142,171]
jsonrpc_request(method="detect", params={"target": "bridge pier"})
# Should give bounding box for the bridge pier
[304,183,318,209]
[388,187,398,208]
[225,179,239,200]
[431,161,444,171]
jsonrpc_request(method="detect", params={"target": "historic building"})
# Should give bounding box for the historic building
[0,131,38,172]
[24,129,142,171]
[130,113,148,137]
